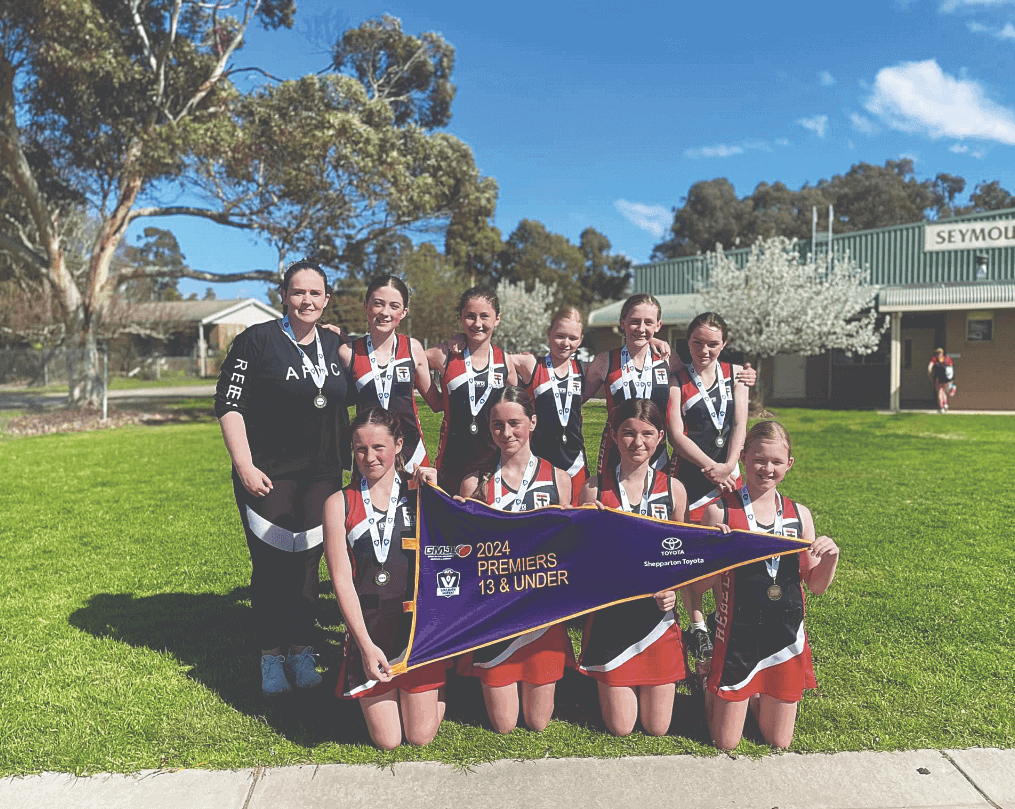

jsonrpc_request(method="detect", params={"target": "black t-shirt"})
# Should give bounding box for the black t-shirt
[214,320,348,480]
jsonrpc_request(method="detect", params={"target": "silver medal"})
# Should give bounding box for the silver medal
[375,569,390,587]
[470,421,478,434]
[714,435,725,448]
[314,393,327,409]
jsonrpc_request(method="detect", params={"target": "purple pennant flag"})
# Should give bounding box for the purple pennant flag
[394,484,811,673]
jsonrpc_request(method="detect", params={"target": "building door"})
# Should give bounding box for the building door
[900,327,936,404]
[772,354,807,399]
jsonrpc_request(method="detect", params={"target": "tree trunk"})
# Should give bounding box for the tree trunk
[66,322,102,409]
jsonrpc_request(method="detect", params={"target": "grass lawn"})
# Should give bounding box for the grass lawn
[1,404,1013,774]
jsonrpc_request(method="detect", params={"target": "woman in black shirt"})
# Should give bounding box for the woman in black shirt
[215,260,348,696]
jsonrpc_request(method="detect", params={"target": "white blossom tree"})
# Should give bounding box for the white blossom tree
[699,236,884,409]
[495,279,556,355]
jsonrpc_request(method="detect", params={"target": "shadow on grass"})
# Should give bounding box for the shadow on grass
[68,591,715,747]
[68,588,374,747]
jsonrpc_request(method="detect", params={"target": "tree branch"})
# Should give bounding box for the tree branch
[0,229,48,270]
[127,205,259,229]
[115,265,279,283]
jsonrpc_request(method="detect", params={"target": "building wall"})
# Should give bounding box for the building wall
[945,308,1015,410]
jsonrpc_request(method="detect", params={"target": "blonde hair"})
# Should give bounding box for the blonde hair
[549,306,583,331]
[619,293,662,323]
[743,420,792,456]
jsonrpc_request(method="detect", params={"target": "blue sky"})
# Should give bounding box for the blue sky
[147,0,1015,301]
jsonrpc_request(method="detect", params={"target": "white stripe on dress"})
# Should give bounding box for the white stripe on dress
[579,611,676,673]
[718,619,807,692]
[244,506,323,552]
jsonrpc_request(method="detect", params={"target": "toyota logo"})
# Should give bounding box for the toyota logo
[662,537,683,551]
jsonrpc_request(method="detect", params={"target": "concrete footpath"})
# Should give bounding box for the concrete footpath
[2,749,1012,809]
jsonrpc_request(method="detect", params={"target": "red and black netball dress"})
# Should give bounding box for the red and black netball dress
[350,334,429,472]
[435,344,509,495]
[338,480,446,699]
[706,491,817,703]
[527,355,588,504]
[668,361,742,516]
[577,469,688,686]
[597,347,671,476]
[461,456,574,687]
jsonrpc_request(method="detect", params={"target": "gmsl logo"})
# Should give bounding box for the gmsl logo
[437,568,461,598]
[425,545,454,561]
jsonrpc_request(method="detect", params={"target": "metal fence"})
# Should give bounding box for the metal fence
[0,347,222,386]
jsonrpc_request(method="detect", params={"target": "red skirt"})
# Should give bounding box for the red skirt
[460,625,573,687]
[579,613,688,687]
[338,657,447,700]
[707,631,816,703]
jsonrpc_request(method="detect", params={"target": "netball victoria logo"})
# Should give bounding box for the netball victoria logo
[437,568,461,598]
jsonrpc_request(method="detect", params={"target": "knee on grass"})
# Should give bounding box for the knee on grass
[404,725,439,747]
[370,730,403,751]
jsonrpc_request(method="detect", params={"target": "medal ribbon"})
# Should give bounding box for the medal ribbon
[620,345,653,400]
[365,333,395,409]
[547,354,575,429]
[615,465,652,515]
[492,453,539,513]
[361,473,404,565]
[464,344,496,418]
[280,318,327,391]
[740,485,784,579]
[686,362,730,432]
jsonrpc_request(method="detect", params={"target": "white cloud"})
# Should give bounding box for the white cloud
[950,142,970,152]
[613,200,671,239]
[796,114,829,137]
[683,144,745,158]
[966,19,1015,38]
[900,152,921,162]
[941,0,1015,11]
[848,111,880,134]
[683,138,792,159]
[971,146,989,157]
[819,70,836,86]
[864,59,1015,144]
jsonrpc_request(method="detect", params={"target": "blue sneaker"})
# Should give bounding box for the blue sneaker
[261,653,290,696]
[284,646,322,689]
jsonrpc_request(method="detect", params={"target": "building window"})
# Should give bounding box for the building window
[967,311,993,342]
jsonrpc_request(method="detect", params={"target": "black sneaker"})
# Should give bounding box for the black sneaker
[688,627,713,662]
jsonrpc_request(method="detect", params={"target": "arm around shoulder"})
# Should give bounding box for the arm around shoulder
[412,338,443,412]
[511,353,537,386]
[577,476,601,507]
[554,467,572,506]
[669,477,689,523]
[583,352,609,401]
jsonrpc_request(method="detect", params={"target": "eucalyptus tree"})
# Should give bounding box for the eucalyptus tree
[0,4,494,407]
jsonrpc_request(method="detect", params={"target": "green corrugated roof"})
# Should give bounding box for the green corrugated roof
[879,281,1015,312]
[633,207,1015,295]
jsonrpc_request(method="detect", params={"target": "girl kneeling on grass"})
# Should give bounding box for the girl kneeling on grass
[323,407,445,750]
[418,386,573,734]
[697,420,839,750]
[576,398,690,737]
